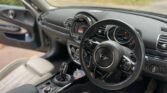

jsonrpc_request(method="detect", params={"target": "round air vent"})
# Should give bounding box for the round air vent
[157,35,167,51]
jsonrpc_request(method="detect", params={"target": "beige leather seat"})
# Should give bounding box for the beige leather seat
[0,57,55,93]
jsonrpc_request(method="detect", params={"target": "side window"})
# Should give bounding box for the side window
[0,0,23,6]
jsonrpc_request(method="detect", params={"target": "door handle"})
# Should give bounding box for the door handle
[0,24,26,34]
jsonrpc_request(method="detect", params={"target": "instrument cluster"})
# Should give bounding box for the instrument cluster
[107,26,133,45]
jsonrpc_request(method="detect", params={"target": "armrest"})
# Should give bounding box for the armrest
[7,84,38,93]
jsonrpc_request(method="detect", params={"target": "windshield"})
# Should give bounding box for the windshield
[46,0,167,15]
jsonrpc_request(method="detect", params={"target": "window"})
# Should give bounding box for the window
[0,0,23,6]
[46,0,167,15]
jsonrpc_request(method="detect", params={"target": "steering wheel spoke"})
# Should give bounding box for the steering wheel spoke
[93,67,105,79]
[83,39,100,55]
[101,71,113,80]
[88,39,100,45]
[90,65,112,80]
[87,56,105,79]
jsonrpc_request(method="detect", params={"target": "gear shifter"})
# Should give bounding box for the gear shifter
[59,62,68,81]
[52,62,72,87]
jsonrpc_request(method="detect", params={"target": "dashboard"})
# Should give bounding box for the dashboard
[39,7,167,81]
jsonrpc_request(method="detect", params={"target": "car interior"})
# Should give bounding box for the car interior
[0,0,167,93]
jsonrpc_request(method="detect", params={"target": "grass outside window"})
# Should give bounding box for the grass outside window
[0,0,23,6]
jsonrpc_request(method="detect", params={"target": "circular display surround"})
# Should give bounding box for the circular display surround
[70,13,95,43]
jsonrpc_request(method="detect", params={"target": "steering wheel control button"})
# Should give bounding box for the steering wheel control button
[121,61,132,71]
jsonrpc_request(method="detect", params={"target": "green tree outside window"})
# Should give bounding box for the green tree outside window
[0,0,23,6]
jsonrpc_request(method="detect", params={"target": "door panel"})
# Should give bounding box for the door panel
[0,5,41,50]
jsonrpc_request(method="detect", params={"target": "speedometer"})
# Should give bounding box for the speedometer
[113,27,132,44]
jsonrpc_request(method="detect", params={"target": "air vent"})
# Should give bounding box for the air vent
[64,18,73,29]
[97,25,106,35]
[157,35,167,51]
[161,27,167,32]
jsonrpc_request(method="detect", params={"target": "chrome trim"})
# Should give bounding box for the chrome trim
[106,25,117,41]
[145,56,149,62]
[156,34,161,51]
[70,13,95,43]
[55,83,72,93]
[156,34,167,54]
[74,14,94,25]
[107,26,132,44]
[123,55,136,65]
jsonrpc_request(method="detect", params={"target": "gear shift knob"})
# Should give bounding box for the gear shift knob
[59,62,68,80]
[53,62,72,87]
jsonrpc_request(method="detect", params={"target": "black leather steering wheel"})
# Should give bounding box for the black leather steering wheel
[80,19,145,90]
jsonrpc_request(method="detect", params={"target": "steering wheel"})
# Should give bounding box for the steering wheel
[80,19,145,90]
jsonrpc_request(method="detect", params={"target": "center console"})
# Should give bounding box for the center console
[37,62,85,93]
